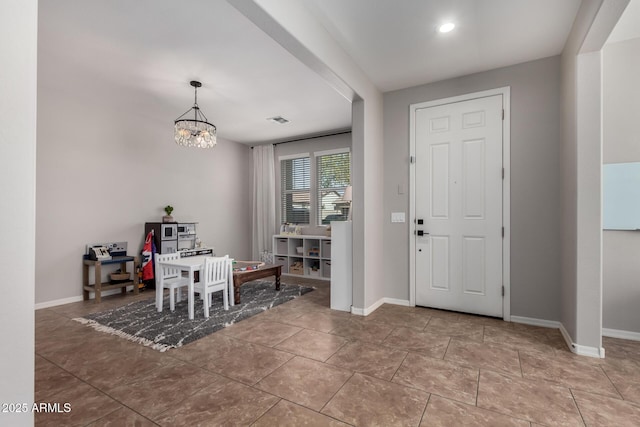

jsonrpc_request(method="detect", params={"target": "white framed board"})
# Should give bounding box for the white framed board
[603,162,640,230]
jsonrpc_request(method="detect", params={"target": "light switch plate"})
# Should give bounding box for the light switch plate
[391,212,405,223]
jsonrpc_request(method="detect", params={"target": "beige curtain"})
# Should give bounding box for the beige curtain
[252,144,276,260]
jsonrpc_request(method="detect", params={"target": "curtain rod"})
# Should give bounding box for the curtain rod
[251,130,351,149]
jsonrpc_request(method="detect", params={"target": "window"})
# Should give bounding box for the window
[317,151,351,225]
[280,156,310,224]
[279,149,351,225]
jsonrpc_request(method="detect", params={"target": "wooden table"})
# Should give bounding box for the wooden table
[83,256,139,303]
[233,264,282,304]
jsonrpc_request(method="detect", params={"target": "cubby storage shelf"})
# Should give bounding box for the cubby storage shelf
[273,234,331,280]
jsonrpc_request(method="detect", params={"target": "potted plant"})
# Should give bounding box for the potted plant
[163,205,174,223]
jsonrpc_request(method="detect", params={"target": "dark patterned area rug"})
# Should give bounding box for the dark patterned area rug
[73,281,313,352]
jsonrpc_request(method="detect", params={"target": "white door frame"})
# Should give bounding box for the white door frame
[409,87,511,321]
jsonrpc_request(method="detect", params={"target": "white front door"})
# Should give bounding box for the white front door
[415,94,504,317]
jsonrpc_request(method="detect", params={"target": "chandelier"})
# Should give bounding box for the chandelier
[174,80,217,148]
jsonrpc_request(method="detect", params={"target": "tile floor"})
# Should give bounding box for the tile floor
[35,280,640,426]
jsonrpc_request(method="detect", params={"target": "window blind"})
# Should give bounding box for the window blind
[281,157,310,224]
[317,151,351,225]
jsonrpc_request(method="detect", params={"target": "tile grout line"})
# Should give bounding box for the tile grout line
[598,364,627,401]
[317,371,356,415]
[247,397,283,427]
[389,348,411,383]
[516,349,524,378]
[418,393,433,426]
[35,353,162,426]
[475,368,481,407]
[569,388,589,427]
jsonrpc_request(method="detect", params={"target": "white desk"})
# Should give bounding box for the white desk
[156,255,234,320]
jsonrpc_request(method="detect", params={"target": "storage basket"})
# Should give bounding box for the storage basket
[290,262,304,275]
[110,272,130,281]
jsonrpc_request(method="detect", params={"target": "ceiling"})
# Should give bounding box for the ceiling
[38,0,584,145]
[607,0,640,44]
[303,0,582,92]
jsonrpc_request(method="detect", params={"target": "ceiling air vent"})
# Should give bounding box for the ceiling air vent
[267,116,289,124]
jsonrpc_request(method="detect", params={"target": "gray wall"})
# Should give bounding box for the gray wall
[383,56,563,320]
[560,37,579,343]
[602,37,640,333]
[36,51,252,306]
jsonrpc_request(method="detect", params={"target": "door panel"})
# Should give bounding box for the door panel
[430,236,450,290]
[463,138,486,219]
[430,143,450,218]
[415,95,503,317]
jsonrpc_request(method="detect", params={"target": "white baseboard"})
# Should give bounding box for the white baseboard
[382,297,411,307]
[510,316,561,329]
[350,307,365,316]
[602,327,640,341]
[351,297,411,316]
[559,323,605,358]
[351,298,383,316]
[35,288,130,310]
[35,295,84,310]
[510,316,605,358]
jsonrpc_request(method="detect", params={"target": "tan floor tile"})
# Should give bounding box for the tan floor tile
[545,329,573,352]
[511,322,558,335]
[326,340,407,381]
[573,389,640,427]
[253,400,349,426]
[256,356,352,411]
[382,327,451,359]
[601,361,640,405]
[322,373,429,426]
[36,318,106,357]
[329,319,395,343]
[48,297,130,318]
[174,333,294,385]
[35,355,86,403]
[421,395,530,426]
[35,308,67,323]
[36,292,640,426]
[457,313,512,328]
[281,311,352,333]
[220,318,302,347]
[483,325,556,354]
[276,329,349,362]
[363,306,431,330]
[393,352,479,405]
[252,305,306,324]
[58,343,167,392]
[106,359,219,418]
[86,406,157,426]
[477,370,583,426]
[604,336,640,363]
[444,339,522,377]
[425,317,484,342]
[34,381,122,427]
[289,298,334,313]
[415,307,462,320]
[519,350,620,398]
[154,376,279,426]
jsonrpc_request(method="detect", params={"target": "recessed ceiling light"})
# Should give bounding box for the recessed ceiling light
[267,116,289,124]
[439,22,455,33]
